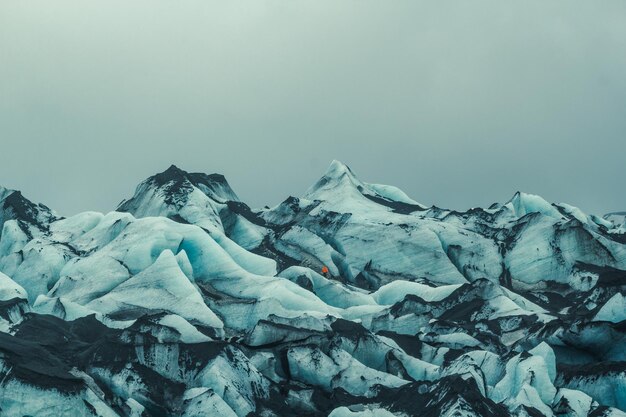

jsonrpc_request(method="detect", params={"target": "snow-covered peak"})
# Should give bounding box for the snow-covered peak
[555,202,614,229]
[0,186,58,233]
[117,165,244,229]
[497,191,615,230]
[160,165,239,203]
[120,165,239,211]
[304,160,361,199]
[324,159,355,180]
[503,191,563,220]
[115,166,272,265]
[1,164,626,417]
[303,160,426,214]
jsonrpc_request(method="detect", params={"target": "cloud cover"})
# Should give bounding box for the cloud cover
[1,1,625,216]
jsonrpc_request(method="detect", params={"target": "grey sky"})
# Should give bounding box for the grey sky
[1,1,625,217]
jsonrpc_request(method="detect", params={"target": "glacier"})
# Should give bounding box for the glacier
[0,162,624,417]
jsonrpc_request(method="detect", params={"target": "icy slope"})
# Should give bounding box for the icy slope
[257,162,626,292]
[0,162,624,417]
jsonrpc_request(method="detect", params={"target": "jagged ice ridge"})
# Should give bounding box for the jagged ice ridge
[0,161,624,417]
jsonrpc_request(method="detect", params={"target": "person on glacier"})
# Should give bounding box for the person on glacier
[321,265,330,278]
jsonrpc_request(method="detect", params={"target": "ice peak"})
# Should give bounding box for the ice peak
[0,187,58,230]
[324,160,355,180]
[505,191,562,219]
[0,187,29,206]
[304,160,362,198]
[301,161,427,214]
[152,164,190,187]
[144,165,238,201]
[118,165,241,215]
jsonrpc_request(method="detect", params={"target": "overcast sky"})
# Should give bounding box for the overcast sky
[1,1,625,217]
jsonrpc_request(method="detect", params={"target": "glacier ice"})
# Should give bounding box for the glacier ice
[0,161,624,417]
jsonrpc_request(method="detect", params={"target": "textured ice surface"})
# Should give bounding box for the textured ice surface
[594,293,626,323]
[0,162,624,417]
[0,271,27,301]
